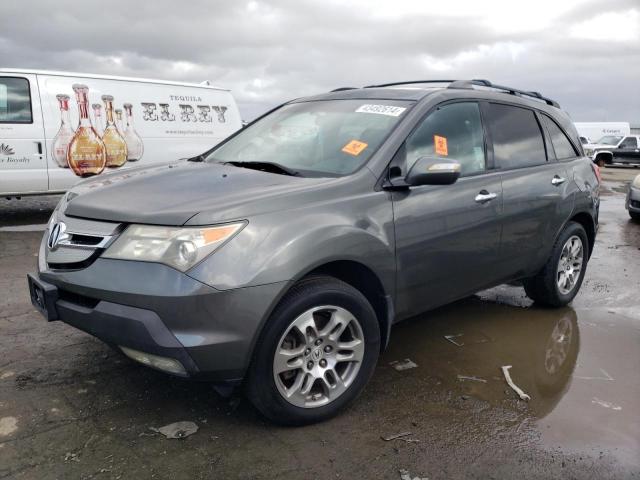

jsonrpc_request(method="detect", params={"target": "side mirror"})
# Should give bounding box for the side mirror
[405,157,461,186]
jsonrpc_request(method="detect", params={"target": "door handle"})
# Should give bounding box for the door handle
[475,191,498,203]
[551,176,566,186]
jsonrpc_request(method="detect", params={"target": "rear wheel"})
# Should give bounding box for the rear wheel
[524,222,589,307]
[246,276,380,425]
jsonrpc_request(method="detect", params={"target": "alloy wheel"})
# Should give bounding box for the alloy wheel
[557,235,584,295]
[273,305,365,408]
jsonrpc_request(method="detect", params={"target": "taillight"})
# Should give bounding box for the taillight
[591,163,602,184]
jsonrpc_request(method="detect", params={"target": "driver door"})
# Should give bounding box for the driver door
[614,136,639,163]
[391,101,503,319]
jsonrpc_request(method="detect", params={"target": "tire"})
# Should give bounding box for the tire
[630,210,640,221]
[596,157,605,168]
[523,222,589,307]
[246,275,380,425]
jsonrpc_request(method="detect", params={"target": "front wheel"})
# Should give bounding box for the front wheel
[246,276,380,425]
[630,210,640,221]
[524,222,589,307]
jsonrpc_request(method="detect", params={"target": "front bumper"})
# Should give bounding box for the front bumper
[28,252,289,381]
[626,186,640,213]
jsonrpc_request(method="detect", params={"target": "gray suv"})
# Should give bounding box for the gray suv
[28,80,600,424]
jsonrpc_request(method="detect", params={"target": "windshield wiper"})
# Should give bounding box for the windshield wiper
[223,161,300,177]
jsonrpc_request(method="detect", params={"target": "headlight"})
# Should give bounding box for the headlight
[584,148,594,156]
[632,175,640,189]
[103,222,246,271]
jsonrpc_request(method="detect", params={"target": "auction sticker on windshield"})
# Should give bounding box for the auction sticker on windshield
[355,104,406,117]
[342,140,368,156]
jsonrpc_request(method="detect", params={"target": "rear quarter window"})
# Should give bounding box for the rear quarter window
[486,103,546,169]
[0,77,33,123]
[541,115,578,160]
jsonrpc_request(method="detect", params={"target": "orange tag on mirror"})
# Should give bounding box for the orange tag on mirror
[342,140,368,156]
[434,135,448,156]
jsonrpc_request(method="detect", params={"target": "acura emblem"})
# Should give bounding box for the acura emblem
[47,222,67,251]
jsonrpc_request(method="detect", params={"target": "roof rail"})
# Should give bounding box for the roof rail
[358,79,560,108]
[330,87,357,92]
[363,80,457,88]
[448,79,560,108]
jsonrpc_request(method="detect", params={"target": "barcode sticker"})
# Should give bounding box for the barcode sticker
[355,104,406,117]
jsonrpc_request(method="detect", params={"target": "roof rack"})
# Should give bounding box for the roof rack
[363,80,457,88]
[358,79,560,108]
[448,79,560,108]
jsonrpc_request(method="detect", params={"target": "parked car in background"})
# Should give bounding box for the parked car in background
[584,135,640,167]
[579,135,590,145]
[627,174,640,220]
[28,79,600,424]
[0,69,241,198]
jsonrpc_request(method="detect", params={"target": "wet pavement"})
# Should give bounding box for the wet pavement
[0,167,639,479]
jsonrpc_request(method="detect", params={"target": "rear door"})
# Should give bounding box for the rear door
[392,101,503,318]
[0,74,47,195]
[485,103,574,280]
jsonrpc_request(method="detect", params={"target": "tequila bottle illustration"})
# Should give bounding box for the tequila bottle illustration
[52,94,74,168]
[115,108,124,134]
[92,103,104,137]
[123,103,144,161]
[67,84,106,177]
[101,95,128,168]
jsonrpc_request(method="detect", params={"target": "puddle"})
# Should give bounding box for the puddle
[383,296,640,468]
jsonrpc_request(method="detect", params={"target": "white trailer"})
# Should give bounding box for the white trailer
[0,69,242,197]
[574,122,630,144]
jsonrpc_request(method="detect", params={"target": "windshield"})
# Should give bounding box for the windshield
[206,99,413,176]
[595,135,623,145]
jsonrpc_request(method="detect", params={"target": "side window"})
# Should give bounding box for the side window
[0,77,33,123]
[487,103,546,169]
[541,115,578,160]
[404,102,485,176]
[620,136,638,148]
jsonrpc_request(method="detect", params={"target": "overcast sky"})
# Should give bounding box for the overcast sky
[1,0,638,122]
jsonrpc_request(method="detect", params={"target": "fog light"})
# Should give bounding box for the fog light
[120,346,187,375]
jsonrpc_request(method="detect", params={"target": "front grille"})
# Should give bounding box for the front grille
[45,212,122,270]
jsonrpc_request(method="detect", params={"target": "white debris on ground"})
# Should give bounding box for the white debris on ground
[150,421,199,439]
[457,375,487,383]
[444,334,464,346]
[592,397,622,411]
[574,368,615,381]
[399,468,428,480]
[0,416,18,437]
[390,359,418,371]
[501,365,531,401]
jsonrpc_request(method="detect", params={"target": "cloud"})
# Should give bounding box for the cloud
[1,0,638,122]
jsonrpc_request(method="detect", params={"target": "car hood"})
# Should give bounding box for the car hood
[64,161,333,225]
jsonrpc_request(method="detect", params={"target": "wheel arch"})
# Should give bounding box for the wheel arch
[567,211,596,258]
[301,260,393,351]
[594,151,613,165]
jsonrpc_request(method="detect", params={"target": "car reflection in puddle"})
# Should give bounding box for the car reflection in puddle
[379,295,639,468]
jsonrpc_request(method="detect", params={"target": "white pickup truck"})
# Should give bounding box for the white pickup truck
[583,135,640,167]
